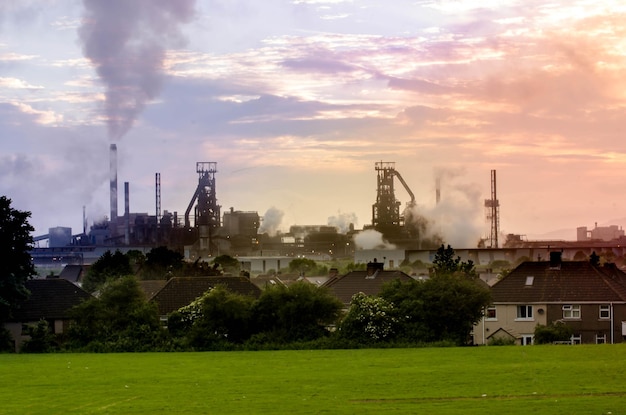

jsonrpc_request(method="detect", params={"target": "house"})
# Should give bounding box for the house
[147,276,262,318]
[322,260,414,305]
[4,278,92,351]
[476,252,626,345]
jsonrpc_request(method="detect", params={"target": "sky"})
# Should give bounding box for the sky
[2,0,626,248]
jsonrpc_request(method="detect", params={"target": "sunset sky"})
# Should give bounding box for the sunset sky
[2,0,626,247]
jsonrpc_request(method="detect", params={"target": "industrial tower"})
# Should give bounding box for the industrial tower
[484,169,500,248]
[371,162,417,242]
[185,162,221,255]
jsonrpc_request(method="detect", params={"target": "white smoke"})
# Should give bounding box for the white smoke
[353,229,396,250]
[411,166,484,248]
[259,206,284,236]
[327,211,358,233]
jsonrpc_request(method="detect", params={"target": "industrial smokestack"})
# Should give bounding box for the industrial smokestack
[110,143,118,226]
[124,181,130,245]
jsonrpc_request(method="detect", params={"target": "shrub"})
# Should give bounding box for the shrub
[534,321,573,344]
[339,293,399,343]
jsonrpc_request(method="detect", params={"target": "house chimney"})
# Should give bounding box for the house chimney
[366,258,384,278]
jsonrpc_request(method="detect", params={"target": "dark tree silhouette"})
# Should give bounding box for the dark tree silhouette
[0,196,36,322]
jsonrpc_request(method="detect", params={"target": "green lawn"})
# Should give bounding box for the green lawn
[1,345,624,414]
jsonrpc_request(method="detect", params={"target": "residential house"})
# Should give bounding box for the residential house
[4,278,92,351]
[147,276,262,319]
[476,252,626,345]
[322,260,414,306]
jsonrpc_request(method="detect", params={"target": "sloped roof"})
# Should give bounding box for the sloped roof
[150,276,262,315]
[9,278,92,322]
[322,270,414,305]
[58,265,85,283]
[138,280,168,299]
[491,260,626,303]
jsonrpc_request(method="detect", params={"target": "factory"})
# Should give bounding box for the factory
[31,143,445,269]
[32,144,626,273]
[31,144,363,267]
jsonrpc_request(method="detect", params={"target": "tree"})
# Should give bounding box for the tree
[0,196,36,322]
[174,285,255,349]
[82,250,133,293]
[68,276,165,351]
[141,246,184,279]
[432,244,476,278]
[211,255,240,275]
[380,276,491,345]
[252,281,343,343]
[288,258,317,275]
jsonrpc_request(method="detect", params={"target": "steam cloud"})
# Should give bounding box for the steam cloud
[353,229,396,250]
[259,206,284,236]
[405,167,484,248]
[79,0,195,139]
[327,212,358,233]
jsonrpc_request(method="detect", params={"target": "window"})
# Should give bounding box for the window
[521,335,534,345]
[599,305,611,319]
[596,333,606,344]
[525,276,534,286]
[486,306,497,320]
[517,305,533,320]
[562,304,581,319]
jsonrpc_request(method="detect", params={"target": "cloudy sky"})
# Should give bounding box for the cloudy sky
[2,0,626,247]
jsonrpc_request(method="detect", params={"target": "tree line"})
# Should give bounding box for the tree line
[0,196,492,352]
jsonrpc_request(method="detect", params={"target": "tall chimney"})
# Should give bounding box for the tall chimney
[110,144,118,226]
[124,181,130,245]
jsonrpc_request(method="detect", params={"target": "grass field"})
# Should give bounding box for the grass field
[1,345,625,414]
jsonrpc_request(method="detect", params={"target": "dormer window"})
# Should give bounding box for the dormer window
[525,276,534,286]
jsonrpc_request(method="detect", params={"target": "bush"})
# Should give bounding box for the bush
[253,282,343,343]
[0,326,14,352]
[21,320,58,353]
[338,293,399,343]
[534,321,573,344]
[488,337,516,346]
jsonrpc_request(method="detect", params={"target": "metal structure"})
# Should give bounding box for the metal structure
[371,161,416,235]
[155,172,161,224]
[109,144,118,227]
[185,162,221,255]
[484,169,500,248]
[124,181,130,245]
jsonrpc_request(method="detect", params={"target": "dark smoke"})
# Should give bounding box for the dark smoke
[79,0,195,140]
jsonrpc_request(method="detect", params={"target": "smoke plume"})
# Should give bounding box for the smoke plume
[327,211,358,233]
[353,229,396,250]
[405,167,484,248]
[79,0,195,139]
[259,206,284,236]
